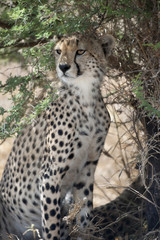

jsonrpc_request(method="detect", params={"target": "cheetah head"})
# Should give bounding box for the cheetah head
[54,34,114,84]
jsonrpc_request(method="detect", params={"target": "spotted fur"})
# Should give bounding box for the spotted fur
[0,34,114,240]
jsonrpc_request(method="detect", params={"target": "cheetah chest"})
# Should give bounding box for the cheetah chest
[46,94,110,190]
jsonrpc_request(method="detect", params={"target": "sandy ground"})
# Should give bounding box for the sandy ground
[0,62,139,207]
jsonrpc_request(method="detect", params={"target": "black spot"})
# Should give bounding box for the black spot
[53,199,57,205]
[59,141,64,147]
[23,176,26,182]
[50,223,56,230]
[36,148,39,153]
[77,141,82,148]
[51,133,55,138]
[18,161,21,167]
[33,170,37,175]
[89,184,93,192]
[35,193,40,200]
[44,205,48,211]
[26,146,30,153]
[67,134,71,140]
[11,206,15,211]
[26,163,30,168]
[85,161,91,166]
[56,184,59,193]
[51,186,55,193]
[97,136,103,143]
[45,182,50,190]
[68,123,72,128]
[35,129,39,135]
[45,213,49,220]
[68,153,74,160]
[22,198,28,205]
[58,129,63,135]
[20,208,24,213]
[33,201,38,206]
[96,146,101,152]
[40,121,44,127]
[47,233,51,239]
[58,156,62,162]
[65,149,69,154]
[79,131,88,136]
[53,237,58,240]
[46,197,51,204]
[87,200,92,207]
[52,145,57,151]
[93,160,98,165]
[84,189,89,196]
[58,198,61,206]
[27,184,31,191]
[44,173,49,179]
[50,209,56,216]
[74,182,85,189]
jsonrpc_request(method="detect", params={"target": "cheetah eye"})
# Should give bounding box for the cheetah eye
[76,50,86,56]
[55,49,62,55]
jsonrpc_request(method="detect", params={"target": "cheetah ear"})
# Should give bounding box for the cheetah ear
[54,35,63,42]
[101,34,115,57]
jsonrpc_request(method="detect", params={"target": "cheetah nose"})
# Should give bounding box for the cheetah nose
[59,64,71,74]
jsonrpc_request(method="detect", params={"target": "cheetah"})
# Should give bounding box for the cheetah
[0,33,114,240]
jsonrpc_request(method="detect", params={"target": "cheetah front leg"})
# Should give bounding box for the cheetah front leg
[72,159,98,238]
[40,171,61,240]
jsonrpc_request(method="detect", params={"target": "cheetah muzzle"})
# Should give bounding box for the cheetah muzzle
[0,33,114,240]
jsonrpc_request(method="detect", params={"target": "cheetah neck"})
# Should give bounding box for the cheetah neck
[60,75,102,107]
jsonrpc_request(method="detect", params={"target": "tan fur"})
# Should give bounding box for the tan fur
[0,34,114,240]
